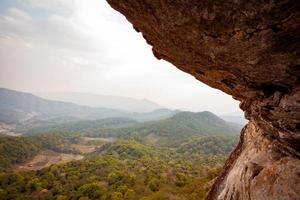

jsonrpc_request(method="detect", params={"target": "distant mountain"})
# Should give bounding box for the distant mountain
[220,114,248,125]
[0,88,176,126]
[131,108,177,122]
[37,92,165,113]
[0,88,126,124]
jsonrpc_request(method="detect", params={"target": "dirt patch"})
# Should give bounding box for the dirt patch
[13,150,83,172]
[82,137,115,142]
[145,133,159,145]
[71,144,96,154]
[71,137,115,154]
[0,123,22,137]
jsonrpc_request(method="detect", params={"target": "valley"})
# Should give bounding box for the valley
[0,88,242,200]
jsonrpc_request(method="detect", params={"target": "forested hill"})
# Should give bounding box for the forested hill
[81,111,240,146]
[153,111,240,136]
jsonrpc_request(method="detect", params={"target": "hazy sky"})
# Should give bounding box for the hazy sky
[0,0,242,115]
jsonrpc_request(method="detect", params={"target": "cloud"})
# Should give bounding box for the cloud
[0,7,101,51]
[6,7,32,21]
[0,0,242,115]
[20,0,75,15]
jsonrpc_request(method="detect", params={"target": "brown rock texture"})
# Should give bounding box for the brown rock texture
[105,0,300,199]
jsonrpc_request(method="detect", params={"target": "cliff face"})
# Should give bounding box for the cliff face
[105,0,300,199]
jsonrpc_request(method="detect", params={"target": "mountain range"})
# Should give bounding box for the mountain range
[0,88,244,137]
[37,92,164,113]
[37,92,247,125]
[0,88,176,126]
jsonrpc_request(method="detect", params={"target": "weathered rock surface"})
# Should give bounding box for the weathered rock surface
[106,0,300,199]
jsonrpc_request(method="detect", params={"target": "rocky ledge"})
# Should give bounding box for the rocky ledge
[106,0,300,199]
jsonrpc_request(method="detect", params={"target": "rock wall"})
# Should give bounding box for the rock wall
[106,0,300,199]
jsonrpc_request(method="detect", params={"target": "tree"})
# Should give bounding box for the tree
[111,192,123,200]
[148,179,160,192]
[124,189,135,200]
[107,171,121,185]
[79,182,108,200]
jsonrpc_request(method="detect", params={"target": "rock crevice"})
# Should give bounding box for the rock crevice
[106,0,300,199]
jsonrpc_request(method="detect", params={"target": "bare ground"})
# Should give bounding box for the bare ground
[13,150,83,172]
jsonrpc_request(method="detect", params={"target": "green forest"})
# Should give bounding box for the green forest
[0,138,233,200]
[0,111,240,200]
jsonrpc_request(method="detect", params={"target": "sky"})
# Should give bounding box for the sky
[0,0,242,115]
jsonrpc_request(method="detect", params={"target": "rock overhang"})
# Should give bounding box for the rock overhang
[105,1,300,199]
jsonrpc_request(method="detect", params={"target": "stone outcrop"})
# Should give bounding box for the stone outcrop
[106,0,300,199]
